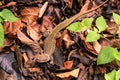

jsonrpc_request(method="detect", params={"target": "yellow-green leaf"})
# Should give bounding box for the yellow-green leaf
[0,23,4,47]
[86,31,100,42]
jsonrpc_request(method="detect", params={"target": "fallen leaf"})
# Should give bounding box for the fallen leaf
[64,60,73,69]
[77,68,88,80]
[62,30,74,48]
[22,53,29,63]
[40,16,54,32]
[83,41,98,55]
[6,2,16,7]
[106,21,117,34]
[17,29,33,44]
[21,7,39,24]
[93,41,101,53]
[79,0,90,14]
[101,38,120,49]
[17,30,42,54]
[3,20,23,36]
[21,7,39,16]
[38,2,48,18]
[27,25,41,41]
[28,67,40,73]
[56,68,80,78]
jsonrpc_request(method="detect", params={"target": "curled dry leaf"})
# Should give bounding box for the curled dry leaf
[63,31,74,48]
[93,41,101,53]
[3,20,23,36]
[83,41,98,55]
[17,29,33,44]
[58,30,74,48]
[40,16,54,32]
[56,68,80,78]
[78,0,101,20]
[80,31,98,55]
[17,29,42,54]
[30,21,41,33]
[27,25,41,41]
[106,21,117,34]
[21,7,39,24]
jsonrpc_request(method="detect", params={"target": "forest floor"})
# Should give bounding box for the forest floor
[0,0,120,80]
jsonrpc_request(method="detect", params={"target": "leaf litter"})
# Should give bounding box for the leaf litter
[0,0,120,80]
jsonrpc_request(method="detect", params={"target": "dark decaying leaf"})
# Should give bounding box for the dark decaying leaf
[53,47,64,67]
[0,52,25,80]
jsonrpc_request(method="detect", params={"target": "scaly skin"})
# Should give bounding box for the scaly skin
[44,0,108,59]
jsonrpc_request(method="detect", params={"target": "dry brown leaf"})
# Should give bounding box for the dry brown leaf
[21,7,39,24]
[40,16,54,32]
[101,38,120,49]
[22,16,37,24]
[0,1,16,8]
[78,1,102,21]
[57,30,67,47]
[21,7,39,16]
[79,0,90,14]
[17,29,33,44]
[3,20,23,36]
[64,60,73,69]
[59,30,74,48]
[106,22,117,34]
[30,22,41,33]
[38,2,48,18]
[83,41,98,55]
[22,53,29,63]
[28,67,40,73]
[56,68,80,78]
[93,41,101,53]
[6,2,16,7]
[27,25,41,41]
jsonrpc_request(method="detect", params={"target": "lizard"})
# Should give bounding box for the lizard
[35,0,108,62]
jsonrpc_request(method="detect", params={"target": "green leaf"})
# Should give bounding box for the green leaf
[113,13,120,25]
[0,9,19,22]
[113,51,120,61]
[97,46,116,65]
[94,27,98,33]
[86,31,100,42]
[67,22,83,32]
[104,70,116,80]
[0,16,3,22]
[116,69,120,80]
[0,23,4,47]
[81,18,92,29]
[118,32,120,38]
[96,16,107,33]
[116,60,120,67]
